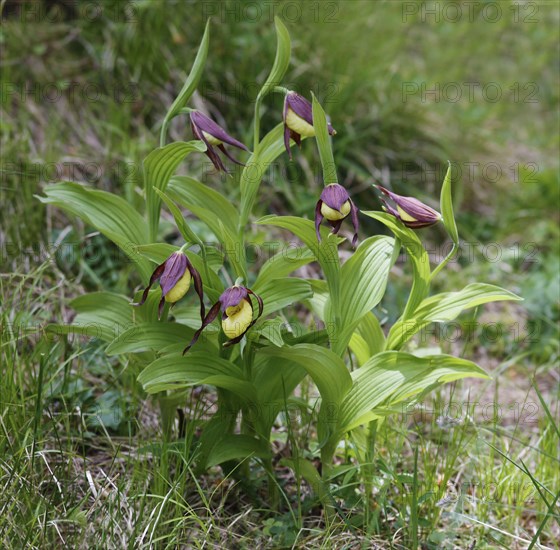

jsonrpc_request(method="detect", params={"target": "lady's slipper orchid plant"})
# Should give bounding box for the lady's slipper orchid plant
[377,185,442,228]
[132,251,205,319]
[283,91,336,159]
[315,183,360,246]
[39,19,523,516]
[184,284,263,353]
[190,110,250,172]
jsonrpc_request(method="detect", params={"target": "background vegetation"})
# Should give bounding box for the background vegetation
[1,0,558,547]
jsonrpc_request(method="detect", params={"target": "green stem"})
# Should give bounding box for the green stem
[160,302,170,321]
[429,243,458,282]
[320,445,337,522]
[243,338,255,381]
[159,118,169,148]
[160,108,195,148]
[180,238,211,288]
[364,420,377,519]
[253,94,264,152]
[265,457,280,511]
[253,87,288,152]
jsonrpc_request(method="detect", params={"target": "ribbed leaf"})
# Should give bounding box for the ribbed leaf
[38,182,152,280]
[362,211,431,318]
[255,247,315,287]
[257,216,341,326]
[154,188,201,247]
[137,353,256,400]
[326,236,394,355]
[167,176,239,235]
[134,243,177,263]
[311,93,337,183]
[249,16,291,157]
[206,435,271,469]
[254,318,286,347]
[258,344,351,407]
[47,292,132,343]
[162,19,211,137]
[440,161,459,245]
[240,123,295,227]
[336,352,489,436]
[349,312,386,366]
[106,322,193,355]
[253,277,313,318]
[387,283,522,349]
[252,350,306,434]
[258,16,291,99]
[143,141,207,241]
[258,344,351,443]
[166,176,245,278]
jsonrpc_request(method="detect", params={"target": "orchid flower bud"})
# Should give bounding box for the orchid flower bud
[283,91,336,159]
[376,186,442,229]
[190,110,250,173]
[315,183,359,247]
[183,285,263,354]
[132,251,205,320]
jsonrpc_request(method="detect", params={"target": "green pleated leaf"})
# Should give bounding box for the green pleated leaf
[252,350,306,434]
[336,352,489,437]
[311,93,337,183]
[162,19,211,136]
[137,353,257,401]
[47,292,133,343]
[349,312,386,366]
[167,176,245,278]
[240,122,299,228]
[134,243,177,264]
[362,211,431,318]
[254,318,286,347]
[258,344,352,443]
[440,161,459,245]
[106,322,193,355]
[154,188,201,246]
[326,235,394,355]
[253,277,313,318]
[387,283,522,349]
[305,279,329,321]
[258,344,351,409]
[205,435,271,469]
[256,216,342,314]
[143,141,207,241]
[258,16,291,100]
[167,176,239,235]
[38,182,152,281]
[255,247,315,287]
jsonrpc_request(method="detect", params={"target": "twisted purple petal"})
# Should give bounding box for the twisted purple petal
[183,300,221,354]
[350,201,360,248]
[132,261,166,306]
[315,200,324,242]
[185,255,206,321]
